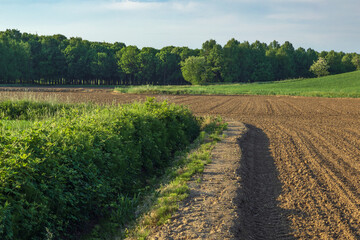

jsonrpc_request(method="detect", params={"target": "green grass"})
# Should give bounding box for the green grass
[0,84,116,88]
[115,70,360,98]
[0,120,33,130]
[121,117,227,240]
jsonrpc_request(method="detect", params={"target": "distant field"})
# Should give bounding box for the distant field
[115,70,360,98]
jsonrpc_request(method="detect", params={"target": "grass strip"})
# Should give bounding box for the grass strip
[121,117,227,240]
[114,70,360,98]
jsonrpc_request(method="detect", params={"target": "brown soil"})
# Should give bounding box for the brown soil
[3,89,360,239]
[236,124,295,240]
[148,121,246,240]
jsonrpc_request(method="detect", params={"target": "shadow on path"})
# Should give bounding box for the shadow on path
[234,124,295,240]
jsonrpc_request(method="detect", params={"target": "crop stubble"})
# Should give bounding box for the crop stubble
[2,89,360,239]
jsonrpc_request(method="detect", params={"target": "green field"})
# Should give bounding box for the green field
[115,70,360,98]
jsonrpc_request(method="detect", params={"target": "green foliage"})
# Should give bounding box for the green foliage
[137,47,160,84]
[118,46,140,84]
[0,100,85,120]
[200,39,223,83]
[0,36,31,83]
[125,116,227,239]
[310,57,330,77]
[351,55,360,70]
[156,46,184,85]
[180,56,208,85]
[0,98,200,239]
[221,38,249,82]
[1,29,360,85]
[1,120,33,131]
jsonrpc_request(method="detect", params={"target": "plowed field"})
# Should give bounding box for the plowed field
[2,89,360,239]
[174,95,360,239]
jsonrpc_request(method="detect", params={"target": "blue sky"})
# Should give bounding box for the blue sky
[1,0,359,52]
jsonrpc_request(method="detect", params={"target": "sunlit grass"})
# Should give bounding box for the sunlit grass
[1,119,34,130]
[115,70,360,98]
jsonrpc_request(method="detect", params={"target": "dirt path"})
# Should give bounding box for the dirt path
[148,121,246,240]
[3,90,360,239]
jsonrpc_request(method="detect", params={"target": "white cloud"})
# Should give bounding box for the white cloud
[267,12,323,21]
[171,1,200,12]
[102,0,201,12]
[221,0,324,3]
[269,0,325,3]
[105,0,163,11]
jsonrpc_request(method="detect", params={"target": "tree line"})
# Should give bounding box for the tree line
[0,29,359,85]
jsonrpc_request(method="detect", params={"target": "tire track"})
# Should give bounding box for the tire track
[237,124,294,240]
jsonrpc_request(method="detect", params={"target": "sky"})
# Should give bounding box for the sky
[0,0,359,52]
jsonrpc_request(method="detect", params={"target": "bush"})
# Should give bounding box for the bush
[180,56,208,85]
[0,98,200,239]
[309,57,330,77]
[0,100,88,120]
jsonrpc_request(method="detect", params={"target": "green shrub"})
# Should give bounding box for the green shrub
[0,100,92,121]
[0,98,200,239]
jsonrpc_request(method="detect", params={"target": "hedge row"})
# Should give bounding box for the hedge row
[0,100,91,120]
[0,99,200,239]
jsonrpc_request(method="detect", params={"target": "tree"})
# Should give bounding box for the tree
[200,39,223,82]
[221,38,242,82]
[309,57,330,77]
[173,47,199,62]
[249,40,273,82]
[351,54,360,70]
[137,47,159,84]
[180,56,207,85]
[0,37,31,84]
[63,38,96,84]
[237,41,252,81]
[2,29,360,86]
[274,41,295,80]
[38,37,67,82]
[118,46,140,84]
[325,50,344,74]
[294,47,310,78]
[269,40,280,50]
[341,54,356,73]
[156,47,183,85]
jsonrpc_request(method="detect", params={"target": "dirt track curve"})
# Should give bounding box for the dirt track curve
[2,90,360,239]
